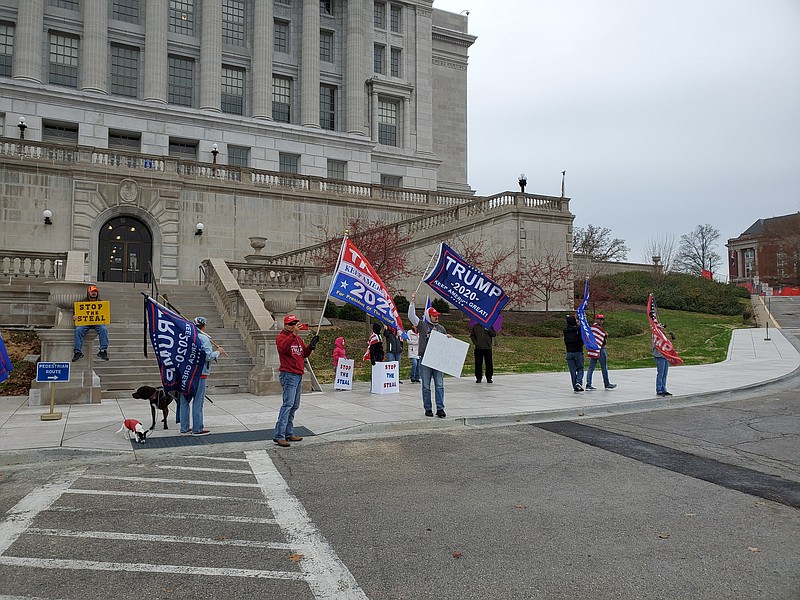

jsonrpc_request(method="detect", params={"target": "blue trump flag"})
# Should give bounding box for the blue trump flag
[144,296,206,399]
[577,279,601,352]
[423,242,509,328]
[0,330,12,384]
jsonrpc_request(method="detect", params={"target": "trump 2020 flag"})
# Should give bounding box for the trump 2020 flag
[577,279,600,352]
[144,296,207,398]
[423,243,509,328]
[0,330,12,384]
[648,294,683,366]
[330,238,405,334]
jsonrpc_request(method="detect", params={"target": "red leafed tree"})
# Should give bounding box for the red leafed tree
[315,218,415,337]
[448,235,526,306]
[518,250,572,314]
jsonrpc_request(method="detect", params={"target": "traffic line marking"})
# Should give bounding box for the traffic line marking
[155,465,253,474]
[47,506,279,525]
[63,489,269,503]
[80,474,260,488]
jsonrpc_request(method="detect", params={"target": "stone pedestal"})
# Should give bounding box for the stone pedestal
[247,330,313,396]
[29,328,102,405]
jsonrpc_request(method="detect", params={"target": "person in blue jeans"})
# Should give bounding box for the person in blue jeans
[563,315,584,392]
[179,316,223,436]
[407,326,420,383]
[408,293,450,418]
[72,284,109,362]
[586,315,617,390]
[653,322,673,397]
[274,314,319,447]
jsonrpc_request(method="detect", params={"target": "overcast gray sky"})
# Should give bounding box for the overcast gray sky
[433,0,800,273]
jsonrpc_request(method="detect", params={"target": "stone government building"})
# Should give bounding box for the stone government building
[0,0,576,397]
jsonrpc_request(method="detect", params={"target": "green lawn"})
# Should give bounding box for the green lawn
[309,308,749,383]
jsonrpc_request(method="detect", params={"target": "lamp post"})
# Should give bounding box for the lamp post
[518,173,527,193]
[43,209,53,225]
[18,117,27,140]
[211,143,219,164]
[195,222,204,236]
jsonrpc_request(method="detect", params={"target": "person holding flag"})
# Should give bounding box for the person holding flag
[586,315,617,390]
[274,314,319,447]
[648,294,682,397]
[408,292,450,418]
[179,316,222,436]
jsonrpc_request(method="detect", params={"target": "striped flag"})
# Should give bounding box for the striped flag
[577,279,601,352]
[648,294,683,365]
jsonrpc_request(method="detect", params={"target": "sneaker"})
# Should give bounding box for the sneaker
[605,384,617,389]
[585,385,596,390]
[476,379,482,383]
[273,438,291,447]
[487,379,493,383]
[436,409,446,418]
[286,435,303,442]
[574,384,584,392]
[97,350,109,361]
[662,391,673,396]
[72,351,84,362]
[180,430,192,435]
[425,410,434,417]
[192,429,210,436]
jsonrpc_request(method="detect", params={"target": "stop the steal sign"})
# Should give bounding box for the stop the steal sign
[73,300,111,325]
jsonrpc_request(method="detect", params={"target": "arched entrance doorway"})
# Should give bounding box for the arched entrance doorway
[98,216,153,283]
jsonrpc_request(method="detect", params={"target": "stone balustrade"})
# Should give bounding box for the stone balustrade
[0,251,67,280]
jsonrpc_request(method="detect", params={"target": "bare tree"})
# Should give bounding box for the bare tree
[518,250,572,314]
[573,224,629,261]
[641,233,678,272]
[675,224,721,276]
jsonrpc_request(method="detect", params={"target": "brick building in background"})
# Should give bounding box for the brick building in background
[727,212,800,295]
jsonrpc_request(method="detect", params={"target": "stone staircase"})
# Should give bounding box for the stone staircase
[91,282,252,399]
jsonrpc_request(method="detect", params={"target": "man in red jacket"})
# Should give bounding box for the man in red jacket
[274,314,319,447]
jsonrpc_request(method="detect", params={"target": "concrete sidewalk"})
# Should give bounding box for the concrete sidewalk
[1,327,797,454]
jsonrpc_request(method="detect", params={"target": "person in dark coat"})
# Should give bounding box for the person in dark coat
[563,315,585,392]
[470,323,497,383]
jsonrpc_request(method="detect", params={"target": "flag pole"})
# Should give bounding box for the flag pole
[316,230,349,335]
[414,243,440,294]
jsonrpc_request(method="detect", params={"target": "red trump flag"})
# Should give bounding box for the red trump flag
[647,294,683,366]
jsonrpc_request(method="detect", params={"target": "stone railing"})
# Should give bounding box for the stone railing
[0,136,486,209]
[0,251,67,280]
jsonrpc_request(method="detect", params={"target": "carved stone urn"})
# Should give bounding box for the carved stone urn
[261,288,301,327]
[249,236,268,254]
[45,280,89,329]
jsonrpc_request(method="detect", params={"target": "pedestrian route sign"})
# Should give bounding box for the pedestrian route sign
[36,362,70,383]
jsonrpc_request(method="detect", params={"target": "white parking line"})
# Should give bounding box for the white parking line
[155,465,253,474]
[47,507,278,525]
[0,469,86,556]
[80,475,260,488]
[63,489,268,503]
[246,450,368,600]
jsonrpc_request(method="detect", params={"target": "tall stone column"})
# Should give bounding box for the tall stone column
[414,7,434,153]
[13,0,44,83]
[371,90,379,142]
[403,97,411,149]
[81,0,108,94]
[200,0,222,111]
[346,0,367,134]
[301,0,320,127]
[144,0,168,103]
[252,0,274,119]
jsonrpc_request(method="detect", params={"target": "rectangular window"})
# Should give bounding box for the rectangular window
[222,0,246,46]
[50,0,78,9]
[221,66,245,115]
[108,131,141,152]
[390,4,401,33]
[390,47,401,77]
[168,56,194,107]
[0,23,13,78]
[228,145,249,167]
[327,159,347,181]
[279,152,300,174]
[320,84,336,131]
[374,44,384,74]
[110,45,139,98]
[320,30,333,62]
[378,99,398,146]
[319,0,332,15]
[272,76,291,123]
[49,33,79,88]
[381,174,402,187]
[274,20,289,53]
[744,249,755,278]
[112,0,139,23]
[42,121,79,144]
[168,139,197,160]
[169,0,194,35]
[374,2,385,29]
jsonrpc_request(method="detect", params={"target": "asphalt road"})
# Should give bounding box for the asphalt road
[0,299,797,599]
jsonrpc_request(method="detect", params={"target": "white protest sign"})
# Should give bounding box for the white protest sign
[420,330,468,377]
[371,361,400,394]
[334,358,354,390]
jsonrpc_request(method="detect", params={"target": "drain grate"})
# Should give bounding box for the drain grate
[131,426,315,449]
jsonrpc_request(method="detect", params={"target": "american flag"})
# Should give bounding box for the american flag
[647,294,683,365]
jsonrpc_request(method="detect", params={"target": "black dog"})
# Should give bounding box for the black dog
[132,385,177,431]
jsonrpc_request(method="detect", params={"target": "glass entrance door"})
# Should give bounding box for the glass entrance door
[98,216,152,283]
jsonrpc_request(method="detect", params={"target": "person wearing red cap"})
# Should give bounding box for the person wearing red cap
[586,314,617,390]
[274,314,319,447]
[408,292,449,418]
[72,284,109,362]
